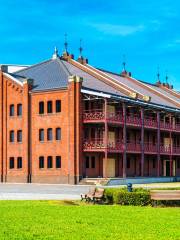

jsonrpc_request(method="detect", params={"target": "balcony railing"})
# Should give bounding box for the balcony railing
[126,142,141,152]
[160,145,171,154]
[172,146,180,154]
[83,110,180,132]
[126,115,141,126]
[83,138,105,151]
[144,118,157,128]
[144,143,158,153]
[83,109,105,121]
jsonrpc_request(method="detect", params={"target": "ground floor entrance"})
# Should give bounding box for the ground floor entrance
[83,153,180,178]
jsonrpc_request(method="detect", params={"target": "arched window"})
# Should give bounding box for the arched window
[10,130,14,142]
[10,104,14,116]
[17,104,22,116]
[56,156,61,168]
[17,157,22,169]
[39,156,44,169]
[47,101,53,113]
[39,129,44,141]
[39,102,44,114]
[47,128,53,141]
[56,128,61,140]
[56,100,61,113]
[17,130,22,142]
[47,156,53,168]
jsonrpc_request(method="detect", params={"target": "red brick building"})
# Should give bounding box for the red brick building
[0,48,179,184]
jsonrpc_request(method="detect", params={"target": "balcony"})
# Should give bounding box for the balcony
[144,118,157,128]
[83,110,180,132]
[144,143,158,154]
[160,145,171,154]
[172,146,180,155]
[83,138,105,152]
[126,115,141,127]
[83,109,105,123]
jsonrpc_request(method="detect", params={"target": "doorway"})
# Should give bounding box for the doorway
[164,160,170,176]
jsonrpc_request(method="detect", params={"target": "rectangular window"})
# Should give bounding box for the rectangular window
[47,156,53,168]
[56,156,61,168]
[10,130,14,143]
[9,157,14,169]
[86,156,89,168]
[17,130,22,142]
[47,128,53,141]
[17,104,22,116]
[39,102,44,114]
[47,101,53,113]
[10,104,14,116]
[127,158,130,169]
[177,159,180,169]
[56,128,61,140]
[17,157,22,169]
[152,158,156,168]
[39,129,44,142]
[91,156,95,168]
[56,100,61,113]
[39,156,44,169]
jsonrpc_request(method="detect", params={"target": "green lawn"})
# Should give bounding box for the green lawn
[0,201,179,240]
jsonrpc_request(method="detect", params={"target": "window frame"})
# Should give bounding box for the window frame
[10,104,15,117]
[47,128,53,141]
[47,156,53,168]
[56,100,61,113]
[10,130,15,143]
[39,156,44,169]
[56,156,61,168]
[17,104,22,116]
[91,156,95,169]
[39,129,44,142]
[47,101,53,114]
[9,157,14,169]
[39,101,44,114]
[86,156,89,169]
[56,128,61,140]
[17,130,22,143]
[17,157,22,169]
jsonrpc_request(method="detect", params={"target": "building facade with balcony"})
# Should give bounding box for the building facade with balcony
[0,48,179,184]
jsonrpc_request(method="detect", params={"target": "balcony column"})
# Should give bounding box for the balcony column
[140,108,144,177]
[169,114,173,176]
[157,111,161,176]
[122,102,127,178]
[103,98,108,178]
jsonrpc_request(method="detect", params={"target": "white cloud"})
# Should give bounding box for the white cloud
[89,23,145,36]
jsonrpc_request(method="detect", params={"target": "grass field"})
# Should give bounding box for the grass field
[0,201,179,240]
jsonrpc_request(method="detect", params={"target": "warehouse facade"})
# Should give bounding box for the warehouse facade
[0,49,180,184]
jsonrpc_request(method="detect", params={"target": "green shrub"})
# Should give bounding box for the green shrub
[104,188,151,206]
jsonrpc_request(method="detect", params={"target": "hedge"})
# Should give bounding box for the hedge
[104,188,151,206]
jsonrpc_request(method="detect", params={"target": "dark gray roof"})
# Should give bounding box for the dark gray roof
[12,59,70,91]
[10,57,179,110]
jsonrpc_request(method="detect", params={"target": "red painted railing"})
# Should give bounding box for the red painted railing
[144,143,157,153]
[83,138,179,155]
[83,138,105,151]
[107,112,123,123]
[126,115,141,126]
[83,109,105,121]
[144,118,158,128]
[160,145,171,154]
[83,110,180,132]
[172,146,180,154]
[107,141,123,151]
[126,143,141,152]
[160,121,172,130]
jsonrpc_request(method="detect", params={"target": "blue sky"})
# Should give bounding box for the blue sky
[0,0,180,90]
